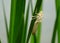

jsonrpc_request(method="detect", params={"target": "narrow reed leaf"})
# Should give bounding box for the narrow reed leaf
[52,0,60,43]
[51,18,57,43]
[9,0,26,43]
[21,1,30,43]
[36,23,41,43]
[27,0,42,43]
[56,0,60,43]
[30,34,36,43]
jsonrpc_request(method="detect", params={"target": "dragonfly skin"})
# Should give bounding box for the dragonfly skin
[32,11,43,34]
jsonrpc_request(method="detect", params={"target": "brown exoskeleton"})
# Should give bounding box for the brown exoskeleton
[32,11,43,34]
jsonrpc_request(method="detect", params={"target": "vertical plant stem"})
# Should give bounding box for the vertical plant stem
[52,0,60,43]
[9,0,26,43]
[26,0,42,43]
[51,18,58,43]
[21,0,30,43]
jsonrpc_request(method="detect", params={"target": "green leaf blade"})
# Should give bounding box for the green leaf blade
[9,0,26,43]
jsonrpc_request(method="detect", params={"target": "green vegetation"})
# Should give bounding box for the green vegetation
[1,0,60,43]
[2,0,42,43]
[0,40,1,43]
[51,0,60,43]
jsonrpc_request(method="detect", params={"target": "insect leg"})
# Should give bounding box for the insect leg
[32,16,36,20]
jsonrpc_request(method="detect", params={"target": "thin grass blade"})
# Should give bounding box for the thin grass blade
[51,0,60,43]
[27,0,42,43]
[9,0,26,43]
[21,0,30,43]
